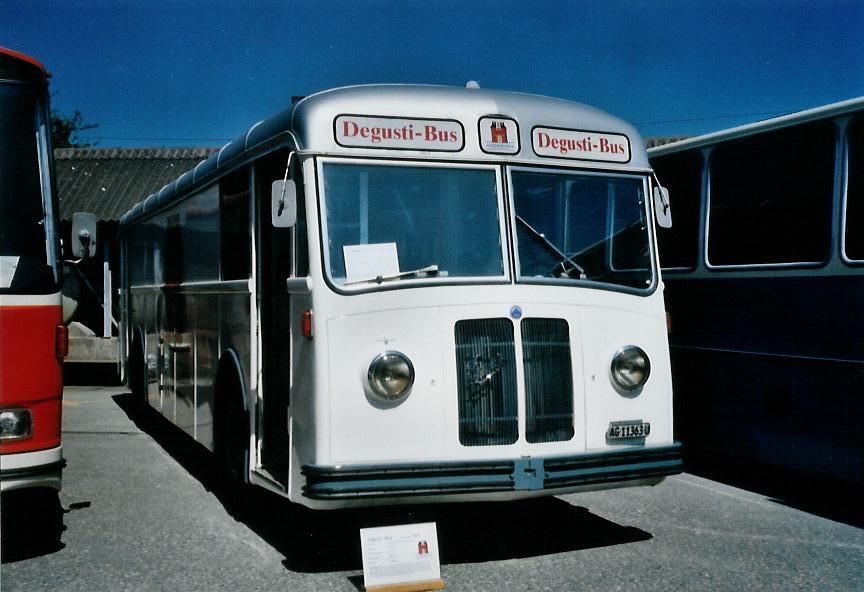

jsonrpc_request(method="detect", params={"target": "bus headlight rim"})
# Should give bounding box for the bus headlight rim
[0,408,33,441]
[367,350,415,403]
[610,345,651,392]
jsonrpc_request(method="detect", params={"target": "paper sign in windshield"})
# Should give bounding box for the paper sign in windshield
[343,243,400,284]
[335,115,464,151]
[0,256,19,289]
[532,126,630,163]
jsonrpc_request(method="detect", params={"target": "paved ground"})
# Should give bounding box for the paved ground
[2,385,862,591]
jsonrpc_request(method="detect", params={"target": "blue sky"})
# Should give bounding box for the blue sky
[3,0,863,147]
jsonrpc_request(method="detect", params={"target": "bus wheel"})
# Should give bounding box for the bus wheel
[213,353,249,489]
[129,329,147,407]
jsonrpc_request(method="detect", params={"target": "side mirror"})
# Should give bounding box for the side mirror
[72,212,98,258]
[653,186,672,229]
[271,179,297,228]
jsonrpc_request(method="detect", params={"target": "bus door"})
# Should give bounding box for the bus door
[255,149,298,484]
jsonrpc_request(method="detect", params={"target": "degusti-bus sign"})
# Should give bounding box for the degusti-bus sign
[335,115,464,151]
[532,126,631,162]
[334,114,631,164]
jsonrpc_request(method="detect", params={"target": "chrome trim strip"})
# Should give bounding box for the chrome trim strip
[130,279,250,295]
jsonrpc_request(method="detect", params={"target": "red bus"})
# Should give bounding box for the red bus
[0,47,66,492]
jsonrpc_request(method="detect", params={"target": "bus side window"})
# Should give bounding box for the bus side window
[256,149,307,278]
[651,150,703,270]
[221,167,251,280]
[707,121,835,266]
[165,213,182,284]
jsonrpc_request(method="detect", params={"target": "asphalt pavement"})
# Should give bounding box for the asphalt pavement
[1,385,862,591]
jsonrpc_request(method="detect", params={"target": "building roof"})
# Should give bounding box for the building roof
[55,147,217,221]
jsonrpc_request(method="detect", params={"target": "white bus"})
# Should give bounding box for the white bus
[119,84,681,509]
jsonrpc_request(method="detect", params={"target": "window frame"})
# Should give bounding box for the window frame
[220,166,252,281]
[316,156,511,294]
[704,122,837,270]
[841,115,864,265]
[0,84,60,293]
[651,150,705,272]
[506,165,657,295]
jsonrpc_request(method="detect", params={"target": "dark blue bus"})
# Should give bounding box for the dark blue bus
[649,97,864,486]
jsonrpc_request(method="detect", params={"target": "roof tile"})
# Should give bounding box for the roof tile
[55,147,218,220]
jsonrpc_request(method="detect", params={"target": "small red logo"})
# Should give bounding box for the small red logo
[490,121,508,144]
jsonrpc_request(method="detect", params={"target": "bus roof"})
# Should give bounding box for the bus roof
[649,96,864,157]
[0,47,48,83]
[290,84,646,160]
[121,84,649,225]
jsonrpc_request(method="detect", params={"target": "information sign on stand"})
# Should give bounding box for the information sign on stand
[359,522,445,592]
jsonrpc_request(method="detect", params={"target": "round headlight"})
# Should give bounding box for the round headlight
[367,351,415,402]
[610,346,651,391]
[0,409,32,441]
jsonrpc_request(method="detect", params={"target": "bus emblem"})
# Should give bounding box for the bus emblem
[491,121,509,144]
[479,116,519,155]
[510,305,523,319]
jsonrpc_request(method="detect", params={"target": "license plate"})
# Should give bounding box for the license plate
[607,421,650,440]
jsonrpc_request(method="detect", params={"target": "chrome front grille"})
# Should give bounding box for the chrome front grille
[522,318,574,443]
[455,319,518,446]
[455,317,575,447]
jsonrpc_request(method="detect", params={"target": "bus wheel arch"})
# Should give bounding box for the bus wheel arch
[213,349,250,486]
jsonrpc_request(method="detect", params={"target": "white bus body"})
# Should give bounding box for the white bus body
[119,85,681,509]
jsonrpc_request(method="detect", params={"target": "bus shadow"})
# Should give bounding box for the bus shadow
[1,488,66,563]
[260,494,652,574]
[112,392,653,573]
[111,391,231,493]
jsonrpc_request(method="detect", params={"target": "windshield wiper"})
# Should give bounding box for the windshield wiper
[345,265,440,286]
[515,216,587,279]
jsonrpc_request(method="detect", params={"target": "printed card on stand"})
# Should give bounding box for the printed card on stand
[360,522,444,592]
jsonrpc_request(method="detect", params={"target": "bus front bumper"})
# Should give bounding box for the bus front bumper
[0,446,65,492]
[301,443,683,501]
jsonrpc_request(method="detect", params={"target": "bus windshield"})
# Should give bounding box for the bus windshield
[321,161,506,286]
[0,84,56,293]
[319,161,653,292]
[511,169,653,290]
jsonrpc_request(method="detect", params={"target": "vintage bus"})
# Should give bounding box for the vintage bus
[119,84,682,508]
[0,47,66,492]
[650,97,864,486]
